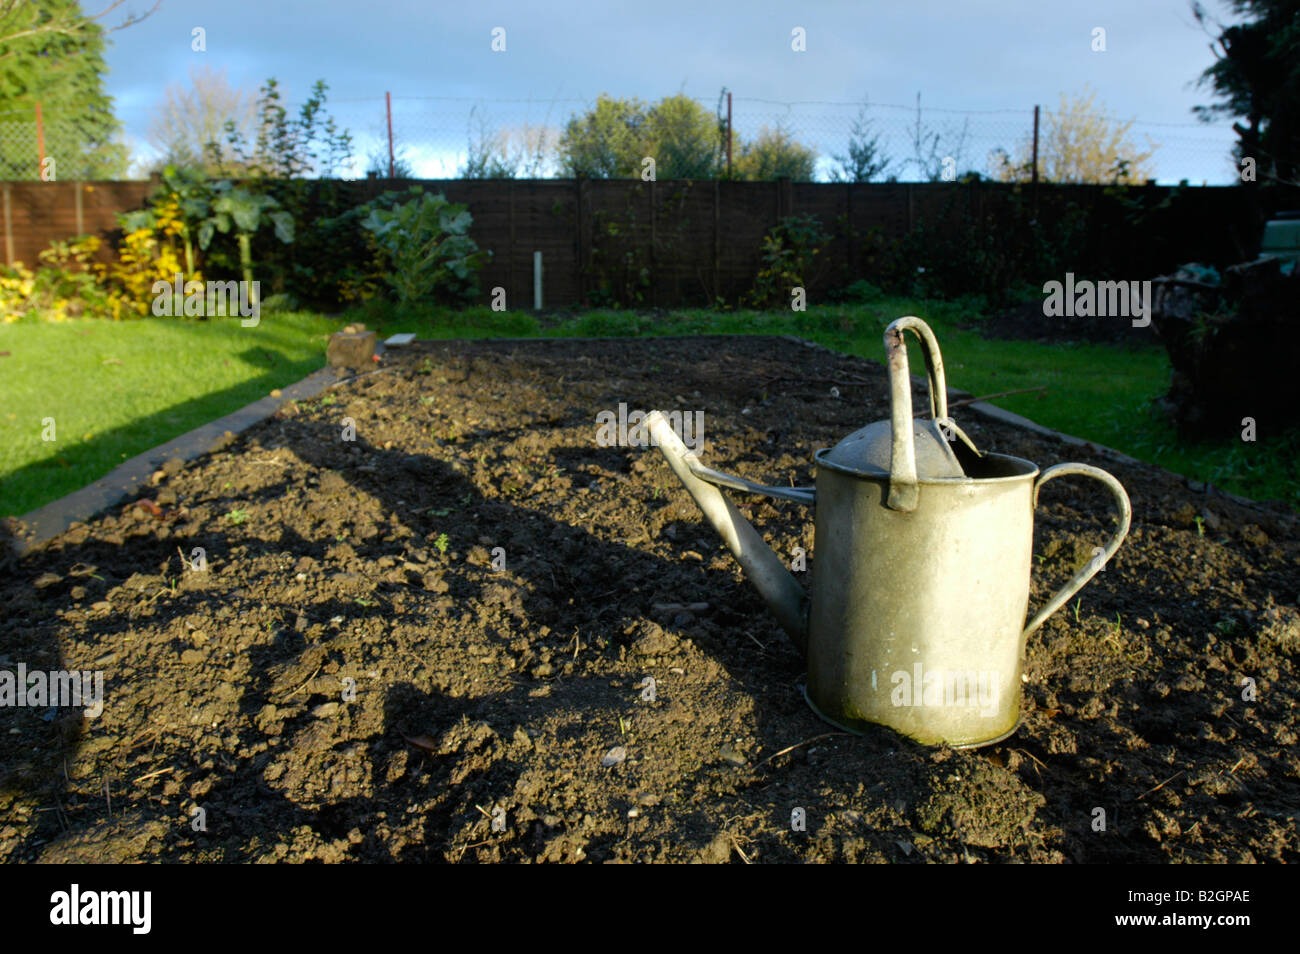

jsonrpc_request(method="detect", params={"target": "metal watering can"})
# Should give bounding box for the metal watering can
[645,316,1131,747]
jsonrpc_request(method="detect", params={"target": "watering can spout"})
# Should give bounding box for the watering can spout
[645,411,810,656]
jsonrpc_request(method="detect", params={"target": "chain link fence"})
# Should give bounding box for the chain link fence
[336,94,1242,186]
[0,108,133,182]
[1,95,1242,184]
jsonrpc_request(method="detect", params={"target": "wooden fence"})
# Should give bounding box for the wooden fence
[1,177,1262,308]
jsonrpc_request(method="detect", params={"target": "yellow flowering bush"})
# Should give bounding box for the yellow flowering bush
[0,236,111,323]
[99,200,199,319]
[0,193,209,322]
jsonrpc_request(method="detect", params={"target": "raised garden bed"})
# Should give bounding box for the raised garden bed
[1,336,1297,862]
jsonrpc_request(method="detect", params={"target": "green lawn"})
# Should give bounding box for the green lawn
[2,300,1295,518]
[0,311,341,517]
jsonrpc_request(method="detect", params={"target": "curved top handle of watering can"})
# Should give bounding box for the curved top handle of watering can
[884,316,949,512]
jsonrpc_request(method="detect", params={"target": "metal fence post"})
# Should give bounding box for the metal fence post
[1032,104,1040,217]
[385,92,395,178]
[35,102,45,178]
[726,91,732,178]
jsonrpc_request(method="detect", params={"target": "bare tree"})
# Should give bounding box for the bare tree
[0,0,160,58]
[905,92,970,181]
[147,66,258,173]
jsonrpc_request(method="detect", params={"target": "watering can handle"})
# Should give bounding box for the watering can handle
[1022,462,1133,640]
[884,316,948,511]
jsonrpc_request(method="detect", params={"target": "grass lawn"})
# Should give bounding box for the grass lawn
[0,311,340,517]
[2,299,1295,518]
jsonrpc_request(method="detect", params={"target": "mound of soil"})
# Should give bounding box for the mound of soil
[2,335,1297,863]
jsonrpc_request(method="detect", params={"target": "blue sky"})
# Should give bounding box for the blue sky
[100,0,1243,183]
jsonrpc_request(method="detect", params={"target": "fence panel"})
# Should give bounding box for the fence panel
[0,178,1262,308]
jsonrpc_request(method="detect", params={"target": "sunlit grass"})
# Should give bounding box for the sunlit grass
[0,311,341,516]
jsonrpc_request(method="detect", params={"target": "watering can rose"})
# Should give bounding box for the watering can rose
[595,403,704,452]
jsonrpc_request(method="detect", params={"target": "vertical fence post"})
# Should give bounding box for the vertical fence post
[1031,104,1040,217]
[508,180,515,304]
[846,183,855,277]
[74,181,84,236]
[574,177,583,303]
[385,92,395,178]
[35,102,45,178]
[726,92,732,178]
[649,178,657,307]
[3,184,12,266]
[713,179,721,302]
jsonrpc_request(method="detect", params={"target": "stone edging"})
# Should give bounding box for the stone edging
[7,364,351,556]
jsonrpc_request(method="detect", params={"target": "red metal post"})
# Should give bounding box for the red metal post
[385,92,395,178]
[35,102,45,179]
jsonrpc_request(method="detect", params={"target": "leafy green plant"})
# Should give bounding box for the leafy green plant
[0,236,113,322]
[198,182,295,308]
[746,214,831,308]
[434,532,450,554]
[226,508,249,525]
[587,206,652,307]
[155,165,214,277]
[359,188,489,305]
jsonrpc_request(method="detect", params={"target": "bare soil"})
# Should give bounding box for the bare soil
[971,300,1163,346]
[2,335,1297,863]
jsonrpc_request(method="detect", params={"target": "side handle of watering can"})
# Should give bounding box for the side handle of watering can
[884,316,949,512]
[681,458,816,505]
[1022,462,1133,639]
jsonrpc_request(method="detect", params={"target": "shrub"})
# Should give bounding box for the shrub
[102,200,193,318]
[359,188,489,306]
[0,237,111,322]
[745,213,832,308]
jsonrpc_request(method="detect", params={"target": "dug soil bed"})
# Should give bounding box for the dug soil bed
[2,335,1297,863]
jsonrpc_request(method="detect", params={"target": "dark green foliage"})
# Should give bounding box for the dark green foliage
[1193,0,1300,183]
[358,188,489,306]
[746,214,832,307]
[0,0,129,179]
[829,99,892,183]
